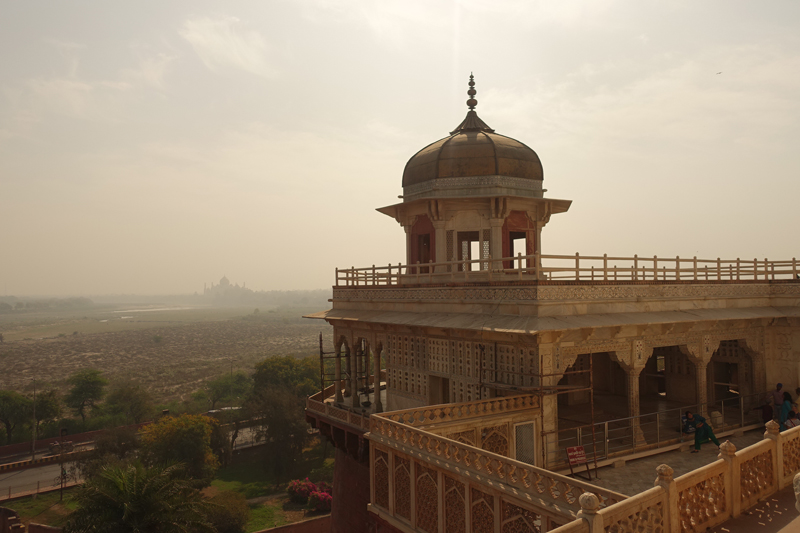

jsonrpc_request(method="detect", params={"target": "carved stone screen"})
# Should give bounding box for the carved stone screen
[515,422,536,465]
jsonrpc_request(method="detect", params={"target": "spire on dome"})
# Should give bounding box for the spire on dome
[450,73,495,134]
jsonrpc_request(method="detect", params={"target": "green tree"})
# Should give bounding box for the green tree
[205,371,251,410]
[33,389,61,437]
[105,382,152,424]
[66,369,108,422]
[252,355,318,398]
[246,386,309,477]
[73,426,140,481]
[139,414,220,485]
[0,391,31,444]
[65,462,213,533]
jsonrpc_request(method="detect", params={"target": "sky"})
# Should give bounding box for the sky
[1,1,799,296]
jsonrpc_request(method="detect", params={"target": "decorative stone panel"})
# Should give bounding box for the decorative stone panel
[444,475,466,533]
[416,464,439,533]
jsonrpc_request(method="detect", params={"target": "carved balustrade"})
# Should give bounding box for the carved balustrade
[547,423,800,533]
[337,253,800,286]
[381,394,539,428]
[370,415,625,523]
[674,460,728,533]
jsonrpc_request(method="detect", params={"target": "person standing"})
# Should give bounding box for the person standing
[781,391,794,431]
[770,383,785,420]
[684,411,721,453]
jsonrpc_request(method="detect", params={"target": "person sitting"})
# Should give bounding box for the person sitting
[786,411,800,429]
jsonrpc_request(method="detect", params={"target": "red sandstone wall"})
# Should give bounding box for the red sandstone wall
[330,448,370,533]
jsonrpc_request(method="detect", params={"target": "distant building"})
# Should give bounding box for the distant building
[305,76,800,532]
[203,276,250,302]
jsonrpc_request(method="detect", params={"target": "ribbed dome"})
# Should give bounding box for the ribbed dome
[402,127,543,187]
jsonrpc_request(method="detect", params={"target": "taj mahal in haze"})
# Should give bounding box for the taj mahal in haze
[303,76,800,533]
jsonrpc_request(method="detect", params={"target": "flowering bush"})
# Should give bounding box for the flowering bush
[287,478,317,504]
[315,481,333,495]
[309,490,333,512]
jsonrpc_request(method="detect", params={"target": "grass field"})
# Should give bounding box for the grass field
[6,489,78,527]
[0,305,331,403]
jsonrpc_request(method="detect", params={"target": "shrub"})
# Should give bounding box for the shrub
[287,478,316,504]
[206,490,250,533]
[309,490,332,512]
[316,481,333,495]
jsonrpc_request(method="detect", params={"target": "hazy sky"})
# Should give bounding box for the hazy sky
[2,1,799,296]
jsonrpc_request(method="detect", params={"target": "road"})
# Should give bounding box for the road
[0,426,259,499]
[0,462,71,498]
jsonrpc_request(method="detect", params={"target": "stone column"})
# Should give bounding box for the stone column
[695,357,709,416]
[433,221,447,273]
[374,341,383,413]
[351,341,361,409]
[404,224,413,267]
[334,340,344,404]
[490,219,503,270]
[344,343,352,397]
[626,366,646,445]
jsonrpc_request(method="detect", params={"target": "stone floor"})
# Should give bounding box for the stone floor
[709,484,800,533]
[586,428,765,496]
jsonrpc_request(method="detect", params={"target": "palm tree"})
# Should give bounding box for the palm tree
[65,462,214,533]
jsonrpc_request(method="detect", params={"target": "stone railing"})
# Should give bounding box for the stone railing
[337,253,800,286]
[550,421,800,533]
[306,373,385,432]
[370,414,626,529]
[380,394,539,428]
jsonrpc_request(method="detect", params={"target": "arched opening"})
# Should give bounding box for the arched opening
[640,346,697,412]
[409,215,435,272]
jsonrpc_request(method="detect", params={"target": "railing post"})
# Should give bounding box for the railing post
[717,257,721,280]
[576,493,604,533]
[653,255,658,281]
[766,258,771,280]
[535,250,541,280]
[604,422,609,459]
[676,256,680,281]
[633,254,638,281]
[765,420,787,488]
[736,258,741,280]
[754,257,758,280]
[719,441,739,517]
[351,266,355,286]
[603,253,608,281]
[693,256,698,280]
[416,261,420,283]
[654,464,679,533]
[793,257,797,279]
[591,265,595,281]
[335,267,339,287]
[517,253,522,280]
[575,252,580,280]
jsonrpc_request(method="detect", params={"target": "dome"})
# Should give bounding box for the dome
[401,76,544,201]
[401,126,543,187]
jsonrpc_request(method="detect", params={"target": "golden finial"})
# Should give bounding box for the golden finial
[467,73,477,110]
